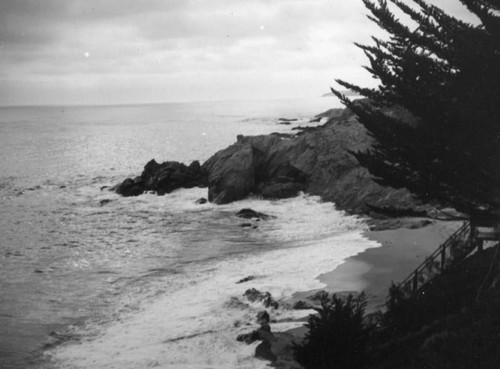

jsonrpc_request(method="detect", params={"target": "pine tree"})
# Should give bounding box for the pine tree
[332,0,500,215]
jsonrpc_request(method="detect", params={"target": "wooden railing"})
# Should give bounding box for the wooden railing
[391,221,473,299]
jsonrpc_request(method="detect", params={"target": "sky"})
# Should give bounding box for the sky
[0,0,477,106]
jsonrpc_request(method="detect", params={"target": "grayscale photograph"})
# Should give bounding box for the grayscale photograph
[1,0,499,368]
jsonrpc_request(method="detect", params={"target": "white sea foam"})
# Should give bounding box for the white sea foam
[47,192,380,369]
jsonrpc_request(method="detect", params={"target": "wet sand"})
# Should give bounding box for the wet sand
[292,219,462,313]
[320,219,462,311]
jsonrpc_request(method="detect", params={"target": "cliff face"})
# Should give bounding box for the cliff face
[202,101,418,213]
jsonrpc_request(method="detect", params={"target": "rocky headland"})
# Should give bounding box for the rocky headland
[113,99,424,216]
[110,100,485,369]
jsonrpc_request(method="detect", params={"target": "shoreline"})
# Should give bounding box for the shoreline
[292,219,462,312]
[249,218,465,366]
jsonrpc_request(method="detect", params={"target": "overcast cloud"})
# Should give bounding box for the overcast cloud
[0,0,477,106]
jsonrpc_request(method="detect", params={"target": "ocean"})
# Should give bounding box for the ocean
[0,98,380,369]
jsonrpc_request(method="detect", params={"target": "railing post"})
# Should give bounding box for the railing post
[413,273,418,293]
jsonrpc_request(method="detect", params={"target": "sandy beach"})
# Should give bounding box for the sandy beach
[293,219,463,312]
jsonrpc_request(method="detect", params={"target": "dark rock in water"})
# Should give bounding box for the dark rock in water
[114,159,207,197]
[59,185,66,189]
[100,185,108,191]
[259,323,271,333]
[237,325,274,345]
[236,276,255,284]
[292,300,313,310]
[236,208,273,221]
[99,199,112,206]
[277,121,291,125]
[243,288,279,309]
[236,330,262,344]
[141,159,207,195]
[195,198,207,204]
[278,118,298,122]
[239,223,253,228]
[256,311,270,325]
[113,177,143,197]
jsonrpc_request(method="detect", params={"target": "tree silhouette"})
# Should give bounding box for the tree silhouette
[332,0,500,215]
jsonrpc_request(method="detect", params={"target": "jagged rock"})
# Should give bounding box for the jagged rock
[236,276,255,284]
[292,300,313,310]
[236,326,274,345]
[236,208,273,220]
[201,100,422,213]
[99,199,112,206]
[113,177,143,197]
[243,288,279,309]
[114,100,425,214]
[141,159,206,195]
[259,323,271,333]
[114,159,207,197]
[256,311,270,325]
[203,143,258,204]
[236,330,262,344]
[195,198,207,204]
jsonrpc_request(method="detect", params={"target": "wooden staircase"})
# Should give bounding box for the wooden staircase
[390,221,476,299]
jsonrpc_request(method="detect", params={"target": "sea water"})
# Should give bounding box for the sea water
[0,98,379,369]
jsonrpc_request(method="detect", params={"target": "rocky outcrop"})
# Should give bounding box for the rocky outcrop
[202,99,420,213]
[243,288,279,309]
[236,308,303,368]
[114,100,423,214]
[309,107,343,123]
[236,208,274,221]
[113,159,207,196]
[202,134,309,204]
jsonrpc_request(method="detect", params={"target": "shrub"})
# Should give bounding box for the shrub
[293,292,372,369]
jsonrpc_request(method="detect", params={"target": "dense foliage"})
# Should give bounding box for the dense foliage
[293,293,372,369]
[332,0,500,215]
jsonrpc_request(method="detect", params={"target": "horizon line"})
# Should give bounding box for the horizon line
[0,92,349,110]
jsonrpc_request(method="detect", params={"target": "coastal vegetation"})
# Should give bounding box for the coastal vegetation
[293,293,371,369]
[294,245,500,369]
[293,0,500,368]
[332,0,500,216]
